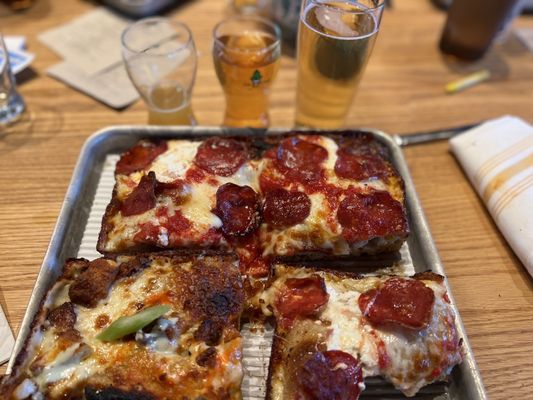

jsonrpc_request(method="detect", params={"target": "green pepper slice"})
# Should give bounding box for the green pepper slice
[96,304,171,342]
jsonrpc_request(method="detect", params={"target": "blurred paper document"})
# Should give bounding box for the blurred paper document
[38,7,129,76]
[38,7,138,109]
[1,304,15,365]
[48,61,138,109]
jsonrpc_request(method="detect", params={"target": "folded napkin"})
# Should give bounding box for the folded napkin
[1,304,15,365]
[450,116,533,276]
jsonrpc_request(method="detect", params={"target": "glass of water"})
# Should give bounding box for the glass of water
[121,18,197,126]
[0,33,25,126]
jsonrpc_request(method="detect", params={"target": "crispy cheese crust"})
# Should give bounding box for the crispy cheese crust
[0,255,244,400]
[261,265,463,399]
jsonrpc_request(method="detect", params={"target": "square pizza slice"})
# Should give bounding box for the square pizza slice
[0,254,245,400]
[259,132,409,259]
[97,137,263,257]
[258,265,463,399]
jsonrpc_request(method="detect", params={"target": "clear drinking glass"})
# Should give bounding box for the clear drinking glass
[295,0,384,129]
[213,16,281,128]
[121,18,197,126]
[0,33,25,126]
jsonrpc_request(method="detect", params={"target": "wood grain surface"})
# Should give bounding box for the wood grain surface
[1,0,533,398]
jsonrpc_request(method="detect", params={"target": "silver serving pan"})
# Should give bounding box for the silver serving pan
[6,126,487,400]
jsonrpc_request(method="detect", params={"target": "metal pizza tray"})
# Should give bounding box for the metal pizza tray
[6,126,487,400]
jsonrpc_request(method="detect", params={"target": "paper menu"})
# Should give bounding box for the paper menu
[47,61,139,109]
[38,7,139,109]
[0,304,14,366]
[38,8,130,76]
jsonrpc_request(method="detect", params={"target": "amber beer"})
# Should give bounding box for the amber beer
[295,0,383,129]
[213,17,281,128]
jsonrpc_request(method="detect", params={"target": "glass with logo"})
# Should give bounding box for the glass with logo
[295,0,384,129]
[121,17,197,126]
[213,16,281,128]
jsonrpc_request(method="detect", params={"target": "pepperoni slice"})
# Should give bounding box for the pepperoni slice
[194,137,248,177]
[213,183,261,236]
[274,275,329,328]
[155,179,189,205]
[120,172,157,217]
[295,350,363,400]
[358,278,435,330]
[263,188,311,228]
[337,191,407,242]
[116,140,167,175]
[334,149,390,181]
[276,137,328,183]
[338,134,389,159]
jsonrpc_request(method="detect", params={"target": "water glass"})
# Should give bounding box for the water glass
[0,33,25,126]
[121,18,197,126]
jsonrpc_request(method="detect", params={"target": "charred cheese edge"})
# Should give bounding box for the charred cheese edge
[0,255,244,400]
[260,265,463,399]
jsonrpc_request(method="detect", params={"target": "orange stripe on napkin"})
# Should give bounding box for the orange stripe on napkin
[474,136,533,185]
[492,174,533,217]
[482,153,533,202]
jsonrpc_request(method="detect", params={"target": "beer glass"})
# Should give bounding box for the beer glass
[213,16,281,128]
[295,0,384,129]
[121,18,197,126]
[439,0,523,61]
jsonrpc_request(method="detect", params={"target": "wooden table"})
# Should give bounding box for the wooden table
[1,0,533,397]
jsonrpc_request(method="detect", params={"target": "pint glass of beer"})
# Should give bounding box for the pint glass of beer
[213,16,281,128]
[295,0,384,129]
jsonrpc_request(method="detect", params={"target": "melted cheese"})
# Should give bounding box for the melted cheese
[150,140,201,183]
[265,267,463,398]
[261,192,344,256]
[106,143,260,253]
[13,257,244,399]
[321,282,380,377]
[260,135,406,257]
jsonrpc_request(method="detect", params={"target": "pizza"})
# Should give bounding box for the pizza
[1,132,466,400]
[98,138,260,250]
[0,254,245,400]
[97,133,408,276]
[259,133,408,258]
[258,265,463,399]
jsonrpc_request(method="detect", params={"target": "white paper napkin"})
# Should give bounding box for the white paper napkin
[450,116,533,276]
[0,304,15,365]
